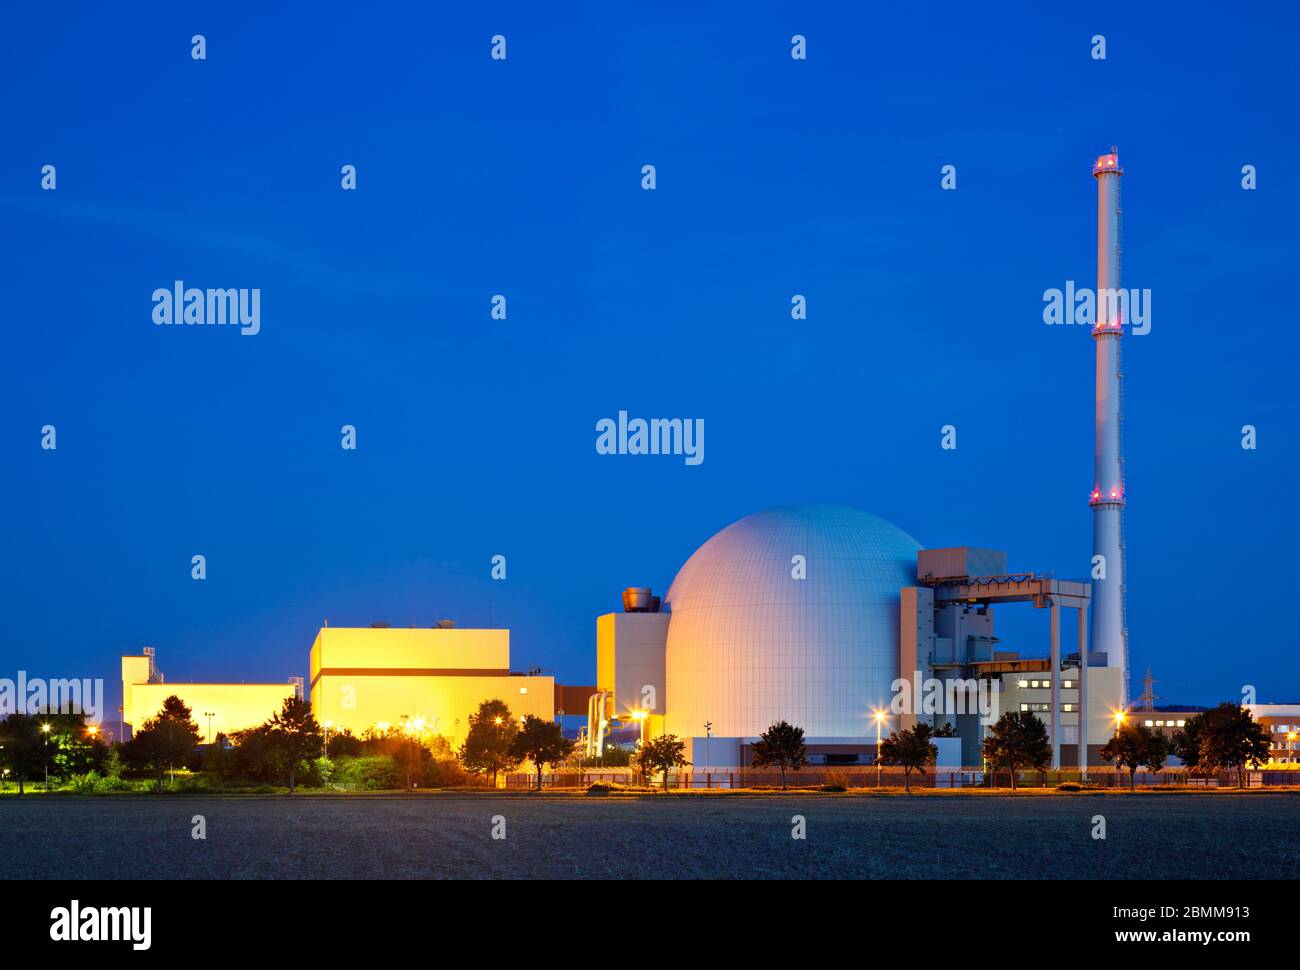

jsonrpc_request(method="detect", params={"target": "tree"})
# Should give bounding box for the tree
[878,723,938,792]
[458,699,522,787]
[229,724,280,782]
[0,714,49,795]
[1100,722,1168,790]
[749,720,808,790]
[1170,713,1208,773]
[981,711,1051,790]
[326,728,363,759]
[268,696,322,793]
[638,734,690,790]
[124,695,202,792]
[1187,703,1272,788]
[510,715,574,791]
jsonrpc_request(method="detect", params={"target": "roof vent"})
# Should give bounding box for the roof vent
[369,621,390,628]
[622,587,660,613]
[434,619,456,629]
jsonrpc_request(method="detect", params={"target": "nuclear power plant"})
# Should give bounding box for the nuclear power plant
[109,150,1300,775]
[585,149,1139,770]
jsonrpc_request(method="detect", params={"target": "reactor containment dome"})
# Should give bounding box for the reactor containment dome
[663,504,922,739]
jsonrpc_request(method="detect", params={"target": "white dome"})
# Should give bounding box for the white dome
[664,505,921,738]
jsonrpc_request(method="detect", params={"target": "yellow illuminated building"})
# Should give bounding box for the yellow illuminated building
[121,651,297,743]
[308,625,554,747]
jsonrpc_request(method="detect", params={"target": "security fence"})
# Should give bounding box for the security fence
[504,766,1300,790]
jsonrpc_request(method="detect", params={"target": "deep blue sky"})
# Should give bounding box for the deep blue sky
[2,2,1296,713]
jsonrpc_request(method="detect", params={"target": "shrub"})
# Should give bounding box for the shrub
[68,771,137,793]
[824,769,851,789]
[69,771,101,793]
[1056,781,1082,792]
[332,755,401,791]
[423,758,476,788]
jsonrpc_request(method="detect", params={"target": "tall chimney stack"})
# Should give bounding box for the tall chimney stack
[1090,147,1129,703]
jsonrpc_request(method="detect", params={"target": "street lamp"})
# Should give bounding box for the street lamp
[398,715,414,790]
[1111,711,1127,787]
[703,721,713,781]
[322,720,333,757]
[630,709,650,750]
[204,712,215,745]
[873,711,886,789]
[41,723,51,789]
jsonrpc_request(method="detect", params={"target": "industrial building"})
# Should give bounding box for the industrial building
[587,508,1126,770]
[121,648,298,743]
[308,623,557,747]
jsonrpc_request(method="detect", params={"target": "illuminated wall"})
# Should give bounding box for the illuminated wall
[308,627,554,746]
[997,665,1124,763]
[596,612,669,720]
[121,655,295,742]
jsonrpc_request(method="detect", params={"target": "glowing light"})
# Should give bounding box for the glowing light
[493,716,503,726]
[323,720,333,730]
[40,723,51,733]
[86,725,98,736]
[376,721,390,732]
[630,710,648,722]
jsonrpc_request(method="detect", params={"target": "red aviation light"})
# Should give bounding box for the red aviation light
[1092,151,1122,176]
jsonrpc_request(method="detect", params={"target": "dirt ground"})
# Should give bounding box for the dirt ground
[4,792,1297,879]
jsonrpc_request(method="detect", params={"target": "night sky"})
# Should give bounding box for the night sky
[2,2,1296,715]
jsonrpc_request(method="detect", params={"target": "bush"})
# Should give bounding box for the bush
[587,782,612,796]
[332,755,401,791]
[69,771,101,793]
[1056,782,1082,792]
[823,769,851,791]
[68,770,137,793]
[422,758,477,788]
